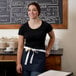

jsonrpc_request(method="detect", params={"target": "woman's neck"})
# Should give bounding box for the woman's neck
[28,18,42,29]
[29,18,41,24]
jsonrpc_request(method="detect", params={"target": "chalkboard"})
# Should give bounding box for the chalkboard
[0,0,62,24]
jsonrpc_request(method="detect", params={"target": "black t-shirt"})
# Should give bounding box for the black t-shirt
[18,21,53,49]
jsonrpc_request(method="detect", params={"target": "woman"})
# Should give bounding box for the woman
[16,2,55,76]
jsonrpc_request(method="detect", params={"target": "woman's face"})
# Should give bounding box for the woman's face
[28,5,39,19]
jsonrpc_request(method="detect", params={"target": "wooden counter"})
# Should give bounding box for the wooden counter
[0,49,63,70]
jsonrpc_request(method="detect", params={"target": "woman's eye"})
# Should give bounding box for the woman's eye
[33,9,37,11]
[28,9,37,12]
[28,9,31,11]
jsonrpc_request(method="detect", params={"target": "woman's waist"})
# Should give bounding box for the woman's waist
[23,46,46,65]
[24,46,46,53]
[25,44,45,50]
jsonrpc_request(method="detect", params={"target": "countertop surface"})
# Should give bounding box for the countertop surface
[50,48,63,56]
[0,48,63,56]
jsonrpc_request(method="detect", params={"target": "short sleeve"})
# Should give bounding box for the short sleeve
[18,25,25,36]
[46,24,53,33]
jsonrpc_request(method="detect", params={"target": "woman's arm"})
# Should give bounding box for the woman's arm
[46,30,55,57]
[16,35,24,73]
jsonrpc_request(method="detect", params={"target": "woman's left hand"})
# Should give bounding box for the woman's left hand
[46,51,50,57]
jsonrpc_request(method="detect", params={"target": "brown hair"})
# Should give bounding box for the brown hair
[28,2,41,16]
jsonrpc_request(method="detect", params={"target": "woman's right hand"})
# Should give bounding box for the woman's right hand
[16,64,22,74]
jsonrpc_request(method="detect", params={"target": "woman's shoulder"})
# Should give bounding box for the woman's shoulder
[21,22,28,27]
[42,21,53,32]
[18,22,28,35]
[19,22,28,29]
[42,21,52,27]
[42,21,51,25]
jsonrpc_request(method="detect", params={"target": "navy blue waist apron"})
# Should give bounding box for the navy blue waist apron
[21,48,46,72]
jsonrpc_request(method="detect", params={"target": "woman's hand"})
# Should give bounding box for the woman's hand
[16,64,22,74]
[46,51,50,57]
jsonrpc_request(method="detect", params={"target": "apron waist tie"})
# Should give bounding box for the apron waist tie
[24,46,46,65]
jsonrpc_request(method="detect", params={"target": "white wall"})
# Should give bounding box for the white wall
[55,0,76,75]
[0,0,76,75]
[0,29,18,38]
